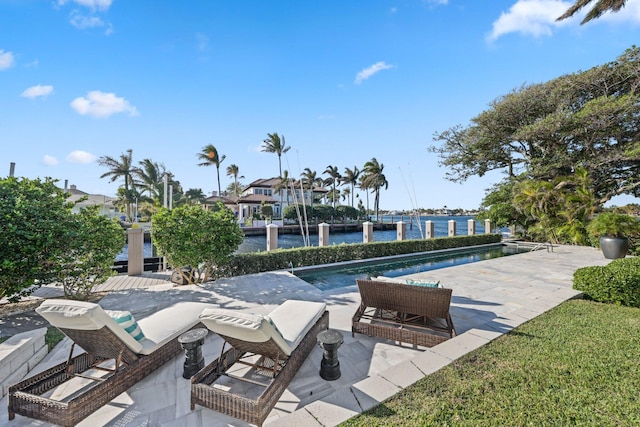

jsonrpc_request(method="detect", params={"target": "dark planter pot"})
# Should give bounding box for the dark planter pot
[599,236,629,259]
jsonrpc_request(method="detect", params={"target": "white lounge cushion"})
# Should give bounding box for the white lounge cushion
[199,300,326,356]
[199,309,274,344]
[37,299,212,356]
[36,299,143,354]
[267,300,326,352]
[135,301,212,355]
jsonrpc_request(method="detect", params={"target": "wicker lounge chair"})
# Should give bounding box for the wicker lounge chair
[8,299,211,426]
[192,300,329,426]
[352,278,456,347]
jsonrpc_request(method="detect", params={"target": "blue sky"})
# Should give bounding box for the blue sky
[2,0,640,210]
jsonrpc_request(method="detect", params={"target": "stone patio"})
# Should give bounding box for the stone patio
[0,245,610,426]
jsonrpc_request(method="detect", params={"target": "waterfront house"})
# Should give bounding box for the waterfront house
[232,177,328,225]
[65,184,119,218]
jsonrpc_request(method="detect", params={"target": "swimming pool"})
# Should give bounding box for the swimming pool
[295,244,527,291]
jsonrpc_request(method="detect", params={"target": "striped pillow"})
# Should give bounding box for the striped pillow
[405,279,440,288]
[105,310,145,341]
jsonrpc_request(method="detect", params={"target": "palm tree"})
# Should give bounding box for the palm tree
[261,133,290,177]
[323,165,342,209]
[361,158,389,222]
[358,174,371,219]
[301,168,322,208]
[134,158,167,203]
[342,187,351,203]
[197,145,226,197]
[226,164,244,197]
[342,166,360,208]
[184,188,206,205]
[98,149,136,220]
[274,170,293,207]
[557,0,626,24]
[262,133,290,217]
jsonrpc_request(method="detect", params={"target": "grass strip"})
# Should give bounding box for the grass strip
[342,300,640,426]
[45,327,65,351]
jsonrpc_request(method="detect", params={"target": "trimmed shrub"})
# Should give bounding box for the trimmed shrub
[214,234,502,279]
[573,257,640,307]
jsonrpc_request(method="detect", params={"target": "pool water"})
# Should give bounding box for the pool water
[295,245,525,292]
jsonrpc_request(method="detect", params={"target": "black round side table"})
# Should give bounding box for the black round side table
[318,329,344,381]
[178,328,208,379]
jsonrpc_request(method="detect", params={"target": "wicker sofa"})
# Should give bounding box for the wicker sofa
[352,278,456,347]
[8,299,211,426]
[191,299,329,426]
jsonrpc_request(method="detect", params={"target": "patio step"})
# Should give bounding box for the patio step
[0,327,48,399]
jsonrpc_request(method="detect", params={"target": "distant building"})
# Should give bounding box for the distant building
[65,184,119,218]
[205,177,329,225]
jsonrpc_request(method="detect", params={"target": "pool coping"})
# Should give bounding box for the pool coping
[289,242,506,275]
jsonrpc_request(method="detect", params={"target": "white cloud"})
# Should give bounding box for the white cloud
[425,0,448,5]
[58,0,112,12]
[390,7,397,13]
[70,12,104,29]
[354,61,394,85]
[70,90,139,118]
[21,85,54,99]
[66,150,97,164]
[43,155,59,166]
[488,0,571,41]
[0,50,15,70]
[59,0,113,33]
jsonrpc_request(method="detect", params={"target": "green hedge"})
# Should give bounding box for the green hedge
[214,234,502,279]
[573,257,640,307]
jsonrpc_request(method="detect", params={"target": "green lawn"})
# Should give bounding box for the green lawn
[341,300,640,426]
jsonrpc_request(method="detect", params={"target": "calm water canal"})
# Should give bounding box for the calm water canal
[116,216,491,261]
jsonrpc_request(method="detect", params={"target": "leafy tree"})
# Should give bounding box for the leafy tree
[283,204,312,221]
[512,170,597,244]
[197,144,226,198]
[336,205,359,220]
[98,148,137,220]
[56,206,125,300]
[361,158,389,221]
[226,164,244,197]
[0,177,125,302]
[557,0,627,24]
[312,204,336,222]
[151,204,243,285]
[431,46,640,207]
[259,202,273,219]
[476,180,522,230]
[0,177,74,301]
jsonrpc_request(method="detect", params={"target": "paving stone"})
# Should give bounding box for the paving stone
[0,246,610,427]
